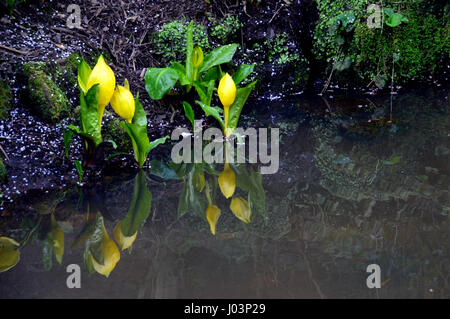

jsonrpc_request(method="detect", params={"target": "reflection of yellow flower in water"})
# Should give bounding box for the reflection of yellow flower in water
[0,237,20,273]
[114,221,137,251]
[218,163,236,199]
[230,197,251,224]
[90,231,120,278]
[206,204,221,235]
[49,214,64,264]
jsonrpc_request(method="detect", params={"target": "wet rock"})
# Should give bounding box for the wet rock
[0,79,12,120]
[22,62,71,123]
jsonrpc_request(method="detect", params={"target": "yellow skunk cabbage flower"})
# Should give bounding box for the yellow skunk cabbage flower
[110,83,135,123]
[218,73,236,136]
[218,163,236,199]
[49,214,64,264]
[0,237,20,273]
[113,221,137,251]
[206,204,221,235]
[91,231,120,278]
[230,197,251,224]
[86,55,116,125]
[218,73,236,108]
[192,47,204,68]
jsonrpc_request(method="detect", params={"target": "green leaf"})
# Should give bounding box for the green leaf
[199,44,238,74]
[233,64,255,85]
[147,136,169,156]
[383,8,395,17]
[148,160,180,180]
[201,67,219,83]
[183,101,195,129]
[382,155,401,165]
[74,160,83,181]
[172,62,190,85]
[177,167,205,218]
[80,84,102,146]
[145,67,179,100]
[120,96,151,167]
[185,21,194,82]
[77,58,92,93]
[196,101,224,129]
[63,129,74,158]
[334,57,352,71]
[386,13,408,27]
[42,238,53,271]
[85,215,107,266]
[227,81,256,130]
[373,74,386,89]
[121,170,152,237]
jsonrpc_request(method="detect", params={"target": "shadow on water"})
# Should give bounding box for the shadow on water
[0,89,449,298]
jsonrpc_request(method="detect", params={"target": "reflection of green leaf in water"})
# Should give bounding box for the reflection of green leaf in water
[121,170,152,237]
[382,156,401,165]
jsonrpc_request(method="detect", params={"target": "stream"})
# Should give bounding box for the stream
[0,88,449,298]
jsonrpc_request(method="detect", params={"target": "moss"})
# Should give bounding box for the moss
[103,117,131,152]
[0,157,6,182]
[313,0,449,84]
[151,19,210,65]
[0,80,12,120]
[208,14,241,45]
[22,62,71,123]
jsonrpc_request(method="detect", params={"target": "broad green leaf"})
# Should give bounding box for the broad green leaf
[386,13,408,27]
[183,101,195,129]
[172,62,190,85]
[145,67,179,100]
[185,21,194,82]
[373,74,386,89]
[196,101,224,129]
[201,67,219,83]
[199,44,238,74]
[233,64,255,85]
[121,171,152,237]
[227,81,256,130]
[77,58,92,93]
[79,84,102,146]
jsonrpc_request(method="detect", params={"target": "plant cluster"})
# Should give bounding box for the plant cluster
[151,19,210,66]
[208,14,242,45]
[66,55,168,178]
[313,0,449,86]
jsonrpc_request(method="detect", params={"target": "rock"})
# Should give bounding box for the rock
[22,62,71,123]
[0,80,12,120]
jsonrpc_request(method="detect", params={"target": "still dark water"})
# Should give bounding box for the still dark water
[0,88,449,298]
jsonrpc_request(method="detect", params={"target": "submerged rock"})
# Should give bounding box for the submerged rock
[22,62,71,123]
